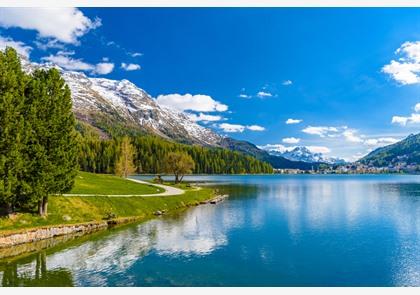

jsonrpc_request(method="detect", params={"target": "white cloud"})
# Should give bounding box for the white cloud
[94,62,114,75]
[218,123,265,133]
[342,129,364,143]
[364,137,399,146]
[257,91,273,98]
[391,113,420,126]
[121,62,141,71]
[282,80,293,86]
[41,51,114,75]
[306,146,331,154]
[238,94,251,99]
[302,126,339,137]
[414,103,420,112]
[219,123,245,133]
[188,113,222,122]
[34,39,65,51]
[0,35,32,57]
[285,118,302,124]
[131,52,143,57]
[247,125,265,131]
[282,137,300,144]
[0,8,101,44]
[382,41,420,85]
[156,94,228,113]
[257,144,288,153]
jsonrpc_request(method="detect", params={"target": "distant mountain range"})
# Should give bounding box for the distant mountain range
[20,55,319,170]
[260,146,346,165]
[358,133,420,167]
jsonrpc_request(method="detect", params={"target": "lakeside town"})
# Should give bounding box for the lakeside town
[274,162,420,174]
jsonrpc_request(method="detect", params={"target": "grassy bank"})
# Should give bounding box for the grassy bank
[0,172,215,233]
[70,171,164,195]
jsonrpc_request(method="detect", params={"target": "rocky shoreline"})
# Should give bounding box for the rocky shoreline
[0,216,140,256]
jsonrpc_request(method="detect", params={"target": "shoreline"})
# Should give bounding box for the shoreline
[0,183,217,257]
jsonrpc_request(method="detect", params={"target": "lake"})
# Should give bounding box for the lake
[1,174,419,286]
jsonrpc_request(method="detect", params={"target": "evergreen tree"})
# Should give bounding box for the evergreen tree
[0,47,28,214]
[25,68,79,216]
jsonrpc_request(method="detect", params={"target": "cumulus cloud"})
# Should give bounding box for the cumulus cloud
[219,123,245,133]
[282,137,300,144]
[188,113,222,122]
[257,91,273,98]
[391,102,420,126]
[302,126,339,137]
[0,35,32,57]
[391,113,420,126]
[156,94,228,113]
[41,51,114,75]
[0,8,101,44]
[285,118,302,124]
[121,62,141,71]
[382,41,420,85]
[218,123,265,133]
[94,62,114,75]
[247,125,265,131]
[282,80,293,86]
[342,129,364,143]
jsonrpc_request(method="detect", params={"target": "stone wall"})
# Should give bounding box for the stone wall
[0,217,140,251]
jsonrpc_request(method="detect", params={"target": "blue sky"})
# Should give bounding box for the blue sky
[1,8,420,160]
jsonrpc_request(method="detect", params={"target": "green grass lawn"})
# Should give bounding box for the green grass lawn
[0,187,214,233]
[70,172,164,195]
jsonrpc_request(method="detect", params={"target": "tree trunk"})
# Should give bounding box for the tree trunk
[5,203,13,215]
[179,174,184,183]
[42,197,48,217]
[38,200,43,216]
[175,174,179,184]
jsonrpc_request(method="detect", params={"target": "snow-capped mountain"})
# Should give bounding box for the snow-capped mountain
[264,146,346,165]
[21,56,222,146]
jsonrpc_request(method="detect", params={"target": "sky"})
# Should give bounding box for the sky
[1,8,420,161]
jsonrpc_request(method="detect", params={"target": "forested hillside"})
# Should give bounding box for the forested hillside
[77,122,273,174]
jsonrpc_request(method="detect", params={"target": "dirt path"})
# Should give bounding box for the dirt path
[62,178,185,197]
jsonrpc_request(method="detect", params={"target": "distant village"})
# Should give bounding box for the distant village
[274,162,420,174]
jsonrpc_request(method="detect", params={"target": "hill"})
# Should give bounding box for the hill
[358,133,420,167]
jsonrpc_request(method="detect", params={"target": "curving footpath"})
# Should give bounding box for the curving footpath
[62,178,185,197]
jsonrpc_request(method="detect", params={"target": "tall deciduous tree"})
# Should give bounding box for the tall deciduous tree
[25,68,79,216]
[164,152,195,183]
[115,136,136,178]
[0,47,28,214]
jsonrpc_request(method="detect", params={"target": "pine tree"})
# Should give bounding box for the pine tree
[25,68,79,216]
[115,136,136,177]
[0,47,28,214]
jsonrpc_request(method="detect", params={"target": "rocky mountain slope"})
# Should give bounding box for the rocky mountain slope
[264,146,346,165]
[358,133,420,167]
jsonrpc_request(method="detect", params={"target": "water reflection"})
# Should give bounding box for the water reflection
[0,175,419,286]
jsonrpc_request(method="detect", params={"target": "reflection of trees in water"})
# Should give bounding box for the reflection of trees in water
[1,251,74,286]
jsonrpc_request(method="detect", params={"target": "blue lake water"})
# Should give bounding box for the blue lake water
[1,174,419,286]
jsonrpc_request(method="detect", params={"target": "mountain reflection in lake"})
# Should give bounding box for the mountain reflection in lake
[1,175,419,286]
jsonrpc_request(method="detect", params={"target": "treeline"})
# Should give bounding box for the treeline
[78,125,273,175]
[0,48,78,215]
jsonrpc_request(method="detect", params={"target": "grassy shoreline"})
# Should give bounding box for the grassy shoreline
[0,187,215,234]
[0,172,216,235]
